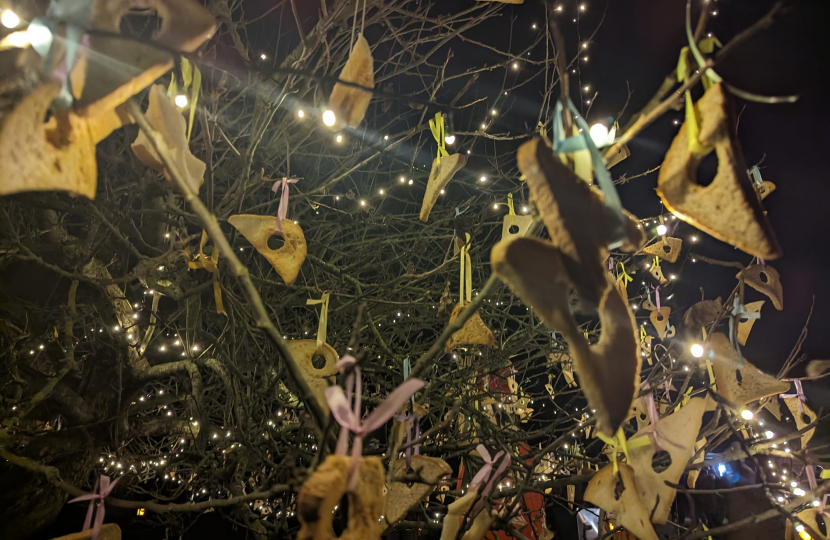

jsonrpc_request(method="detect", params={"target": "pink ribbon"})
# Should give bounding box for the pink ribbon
[470,444,512,498]
[781,379,806,414]
[271,178,299,234]
[326,358,424,491]
[68,475,120,540]
[637,382,680,451]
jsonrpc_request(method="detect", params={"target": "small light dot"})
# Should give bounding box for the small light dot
[512,62,519,70]
[297,110,305,118]
[335,134,343,143]
[480,176,487,182]
[360,200,366,206]
[322,109,336,127]
[379,189,384,195]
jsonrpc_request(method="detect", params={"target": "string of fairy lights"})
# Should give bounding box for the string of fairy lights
[5,0,821,533]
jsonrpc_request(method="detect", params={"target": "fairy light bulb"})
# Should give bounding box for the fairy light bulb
[479,175,487,182]
[322,109,336,127]
[174,94,188,108]
[656,224,668,235]
[589,123,609,146]
[690,343,704,358]
[1,9,20,28]
[335,134,343,143]
[297,109,305,118]
[794,488,806,497]
[444,134,456,145]
[765,430,774,439]
[512,62,519,70]
[740,409,754,421]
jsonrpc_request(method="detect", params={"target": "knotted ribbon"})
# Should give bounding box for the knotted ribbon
[428,112,450,164]
[470,444,512,498]
[616,262,633,291]
[68,475,120,540]
[632,382,681,452]
[271,177,299,234]
[551,98,626,248]
[326,356,424,491]
[780,379,807,414]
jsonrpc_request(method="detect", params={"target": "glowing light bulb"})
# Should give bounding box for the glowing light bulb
[656,224,668,235]
[439,189,445,195]
[491,109,497,116]
[480,176,487,182]
[360,200,366,206]
[174,94,188,108]
[493,203,499,209]
[522,206,529,213]
[794,488,806,497]
[297,109,305,118]
[691,235,698,242]
[260,53,267,60]
[335,134,343,143]
[740,409,754,421]
[444,135,456,145]
[765,430,774,439]
[580,4,586,10]
[322,109,336,127]
[690,343,704,358]
[1,9,20,28]
[532,23,537,29]
[589,123,609,146]
[512,62,519,70]
[378,189,384,195]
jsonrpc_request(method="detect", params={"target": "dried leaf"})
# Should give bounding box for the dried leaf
[628,397,708,524]
[516,137,644,309]
[328,34,374,128]
[657,83,781,259]
[445,302,496,352]
[227,214,307,285]
[738,265,783,310]
[709,332,789,407]
[491,237,640,436]
[737,300,764,346]
[420,154,467,222]
[584,464,659,540]
[784,396,817,449]
[286,340,339,415]
[642,236,682,263]
[297,455,385,540]
[384,456,452,528]
[132,85,206,193]
[0,84,130,198]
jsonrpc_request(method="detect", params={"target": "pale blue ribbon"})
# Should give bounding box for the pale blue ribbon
[551,99,626,248]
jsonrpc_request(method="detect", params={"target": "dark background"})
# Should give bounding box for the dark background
[36,0,830,538]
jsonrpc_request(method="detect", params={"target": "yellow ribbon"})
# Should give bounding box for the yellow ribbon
[676,45,717,156]
[187,230,226,316]
[700,327,717,392]
[674,387,694,413]
[459,233,472,304]
[616,261,633,290]
[640,325,648,342]
[701,523,713,540]
[428,113,450,164]
[306,293,330,353]
[597,427,631,477]
[507,193,516,227]
[168,58,202,142]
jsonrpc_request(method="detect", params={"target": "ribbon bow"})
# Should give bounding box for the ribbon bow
[781,379,807,414]
[616,261,633,290]
[597,428,631,477]
[470,444,512,498]
[326,357,424,491]
[271,177,300,234]
[632,382,683,452]
[68,475,120,540]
